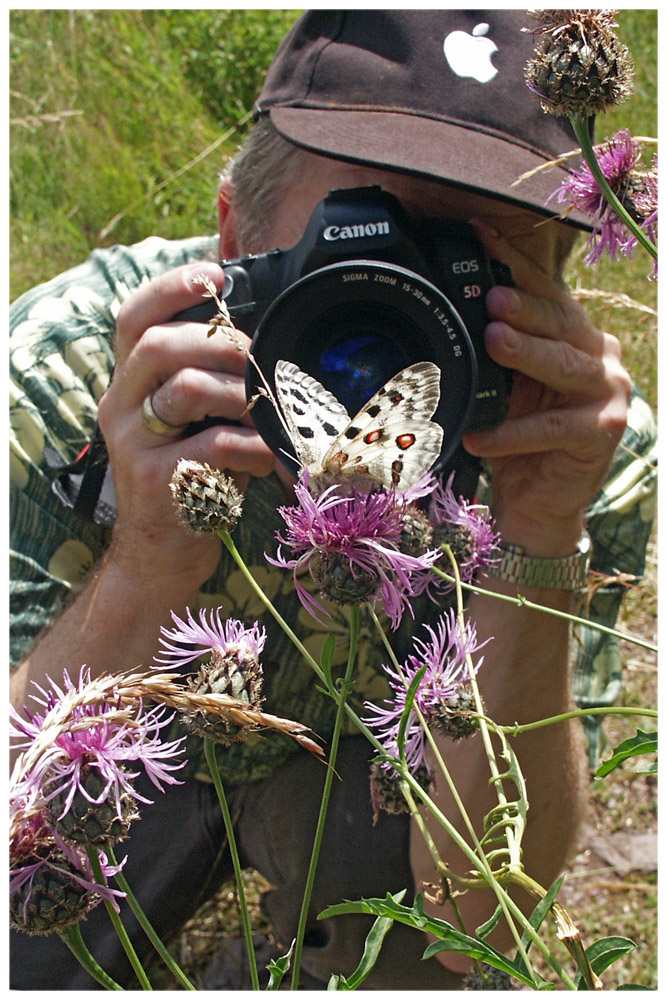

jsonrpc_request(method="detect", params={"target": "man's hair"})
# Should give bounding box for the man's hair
[227,117,578,276]
[226,117,312,254]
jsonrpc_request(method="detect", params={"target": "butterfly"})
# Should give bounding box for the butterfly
[273,359,444,494]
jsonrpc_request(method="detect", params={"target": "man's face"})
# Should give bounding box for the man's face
[260,153,568,279]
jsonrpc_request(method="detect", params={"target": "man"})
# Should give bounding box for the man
[10,10,656,990]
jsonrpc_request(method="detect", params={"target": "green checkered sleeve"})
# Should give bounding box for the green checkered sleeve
[573,387,657,767]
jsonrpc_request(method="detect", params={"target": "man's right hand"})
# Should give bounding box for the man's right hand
[97,261,276,593]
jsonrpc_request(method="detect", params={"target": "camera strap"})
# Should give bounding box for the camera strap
[46,423,116,528]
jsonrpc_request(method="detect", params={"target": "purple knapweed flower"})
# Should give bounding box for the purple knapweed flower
[155,606,267,672]
[364,610,487,775]
[267,474,441,629]
[427,472,501,584]
[10,810,125,934]
[155,608,267,744]
[10,668,186,845]
[551,130,657,271]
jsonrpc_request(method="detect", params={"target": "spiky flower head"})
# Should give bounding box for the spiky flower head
[170,458,243,534]
[552,131,658,274]
[268,475,441,629]
[155,608,267,745]
[525,9,633,118]
[463,962,516,990]
[364,610,487,777]
[10,668,186,848]
[10,811,124,935]
[369,760,434,823]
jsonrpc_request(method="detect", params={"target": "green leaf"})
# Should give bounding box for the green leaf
[266,941,293,990]
[330,914,395,990]
[511,877,565,980]
[396,663,427,759]
[596,730,657,778]
[319,893,536,989]
[574,936,636,988]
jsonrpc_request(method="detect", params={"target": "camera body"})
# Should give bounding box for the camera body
[179,186,512,483]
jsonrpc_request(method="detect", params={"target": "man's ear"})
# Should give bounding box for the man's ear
[218,178,239,260]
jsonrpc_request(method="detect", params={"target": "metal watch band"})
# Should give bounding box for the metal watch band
[487,530,592,591]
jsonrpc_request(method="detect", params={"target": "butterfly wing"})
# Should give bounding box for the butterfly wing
[274,360,350,471]
[321,361,444,491]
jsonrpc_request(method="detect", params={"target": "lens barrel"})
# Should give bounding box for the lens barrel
[247,259,478,477]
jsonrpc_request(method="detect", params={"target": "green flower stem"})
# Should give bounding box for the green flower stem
[218,529,326,682]
[444,549,522,869]
[86,845,152,989]
[204,737,260,991]
[498,703,656,737]
[366,606,544,983]
[216,530,588,989]
[59,922,125,990]
[105,846,196,990]
[396,738,577,988]
[291,604,360,990]
[432,566,657,653]
[571,114,657,260]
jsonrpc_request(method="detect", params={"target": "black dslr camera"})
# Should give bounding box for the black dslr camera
[179,186,512,485]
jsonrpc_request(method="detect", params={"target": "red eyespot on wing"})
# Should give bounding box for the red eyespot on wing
[364,429,383,444]
[396,433,416,451]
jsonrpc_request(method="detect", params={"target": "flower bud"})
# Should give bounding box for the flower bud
[183,646,264,745]
[44,765,139,848]
[10,852,93,935]
[525,10,633,117]
[170,459,243,534]
[369,762,434,823]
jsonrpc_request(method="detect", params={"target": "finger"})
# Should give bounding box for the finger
[485,284,603,356]
[115,261,226,358]
[484,321,611,398]
[471,219,563,299]
[464,397,627,459]
[150,368,254,428]
[114,319,251,410]
[179,423,276,479]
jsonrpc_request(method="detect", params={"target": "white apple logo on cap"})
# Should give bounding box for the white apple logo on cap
[443,22,498,84]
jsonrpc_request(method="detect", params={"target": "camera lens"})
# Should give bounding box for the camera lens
[303,303,416,414]
[247,260,478,477]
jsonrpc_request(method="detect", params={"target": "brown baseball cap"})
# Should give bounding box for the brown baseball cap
[255,10,594,230]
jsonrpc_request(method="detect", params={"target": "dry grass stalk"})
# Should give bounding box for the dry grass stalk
[11,669,324,821]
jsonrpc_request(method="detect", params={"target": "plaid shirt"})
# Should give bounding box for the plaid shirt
[10,237,657,777]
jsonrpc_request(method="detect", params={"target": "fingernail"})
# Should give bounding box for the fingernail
[187,261,223,289]
[502,325,521,351]
[494,286,521,314]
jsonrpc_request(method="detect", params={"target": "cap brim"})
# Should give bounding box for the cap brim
[270,107,593,232]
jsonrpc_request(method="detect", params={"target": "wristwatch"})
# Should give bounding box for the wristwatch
[487,530,592,591]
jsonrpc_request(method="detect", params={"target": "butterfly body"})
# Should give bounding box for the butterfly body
[274,360,444,494]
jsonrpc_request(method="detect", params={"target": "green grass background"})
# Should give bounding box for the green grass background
[9,9,658,989]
